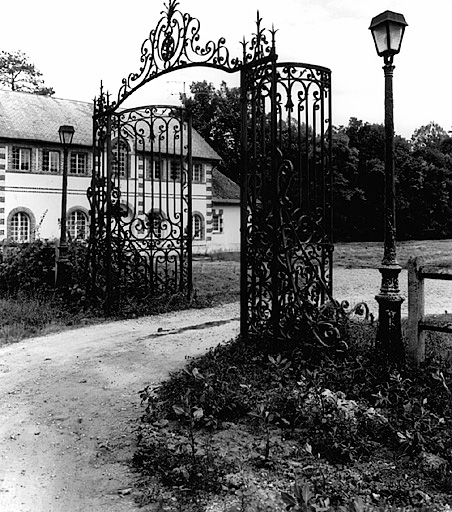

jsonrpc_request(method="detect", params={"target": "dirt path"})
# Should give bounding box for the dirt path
[1,269,451,512]
[0,303,240,512]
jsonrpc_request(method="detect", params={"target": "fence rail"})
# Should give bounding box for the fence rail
[407,256,452,365]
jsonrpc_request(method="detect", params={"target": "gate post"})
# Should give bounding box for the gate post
[105,111,113,313]
[186,111,193,298]
[407,256,425,365]
[239,66,249,339]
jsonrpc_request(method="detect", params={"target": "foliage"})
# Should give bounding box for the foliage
[135,322,452,511]
[185,78,452,242]
[0,239,87,300]
[0,240,96,346]
[0,246,240,346]
[0,239,58,295]
[0,50,55,95]
[411,122,449,151]
[0,240,240,323]
[184,80,241,183]
[333,118,452,242]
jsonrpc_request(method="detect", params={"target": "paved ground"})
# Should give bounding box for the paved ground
[0,269,451,511]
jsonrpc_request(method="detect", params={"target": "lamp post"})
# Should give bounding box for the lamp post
[369,11,408,360]
[56,124,75,287]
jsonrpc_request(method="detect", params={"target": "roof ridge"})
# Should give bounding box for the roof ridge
[0,88,93,106]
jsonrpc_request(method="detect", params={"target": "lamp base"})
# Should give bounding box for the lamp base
[375,265,405,361]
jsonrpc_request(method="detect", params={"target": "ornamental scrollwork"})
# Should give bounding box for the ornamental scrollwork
[112,1,275,109]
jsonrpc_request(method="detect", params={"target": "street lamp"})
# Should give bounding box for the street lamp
[369,11,407,361]
[56,124,75,287]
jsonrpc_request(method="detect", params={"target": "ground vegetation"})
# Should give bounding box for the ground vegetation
[0,240,240,346]
[134,320,452,511]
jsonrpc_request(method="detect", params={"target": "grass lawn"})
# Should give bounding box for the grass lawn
[334,239,452,269]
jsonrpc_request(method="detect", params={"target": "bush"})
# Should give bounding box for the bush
[0,239,89,300]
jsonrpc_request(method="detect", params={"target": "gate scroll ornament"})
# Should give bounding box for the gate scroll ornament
[87,0,360,345]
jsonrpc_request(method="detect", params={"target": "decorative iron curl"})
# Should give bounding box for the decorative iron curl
[339,300,374,323]
[113,0,246,109]
[275,151,373,351]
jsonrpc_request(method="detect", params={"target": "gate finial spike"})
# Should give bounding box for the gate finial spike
[271,24,278,46]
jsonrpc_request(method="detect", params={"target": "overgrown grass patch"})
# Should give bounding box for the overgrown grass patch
[0,243,241,345]
[0,292,102,347]
[192,259,240,305]
[134,322,452,511]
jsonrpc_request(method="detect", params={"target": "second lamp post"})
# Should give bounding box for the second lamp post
[369,10,408,360]
[56,124,75,287]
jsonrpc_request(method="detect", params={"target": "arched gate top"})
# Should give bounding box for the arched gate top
[98,0,277,112]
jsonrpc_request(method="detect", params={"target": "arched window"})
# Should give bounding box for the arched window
[67,209,89,240]
[10,212,31,242]
[7,208,36,242]
[192,213,204,240]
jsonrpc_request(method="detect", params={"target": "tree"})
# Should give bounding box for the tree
[411,121,448,151]
[0,51,55,96]
[331,130,364,241]
[183,81,240,183]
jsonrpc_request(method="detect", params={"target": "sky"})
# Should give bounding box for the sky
[1,0,451,140]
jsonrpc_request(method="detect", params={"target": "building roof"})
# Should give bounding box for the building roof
[0,90,92,147]
[212,168,240,204]
[0,89,221,161]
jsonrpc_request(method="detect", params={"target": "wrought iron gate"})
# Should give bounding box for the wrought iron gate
[89,100,192,311]
[240,60,334,342]
[87,0,335,340]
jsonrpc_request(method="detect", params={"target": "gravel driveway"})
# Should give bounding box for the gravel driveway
[0,304,240,512]
[334,268,452,317]
[1,269,451,511]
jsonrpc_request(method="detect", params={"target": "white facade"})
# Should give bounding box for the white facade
[0,90,241,254]
[208,201,241,254]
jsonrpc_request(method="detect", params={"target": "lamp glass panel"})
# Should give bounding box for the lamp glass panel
[372,24,388,54]
[59,126,75,145]
[62,131,74,145]
[388,23,403,52]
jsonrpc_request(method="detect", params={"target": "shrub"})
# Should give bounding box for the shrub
[0,239,89,301]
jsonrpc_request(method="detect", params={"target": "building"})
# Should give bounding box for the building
[0,90,240,254]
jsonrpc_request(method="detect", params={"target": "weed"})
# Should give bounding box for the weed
[135,319,452,511]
